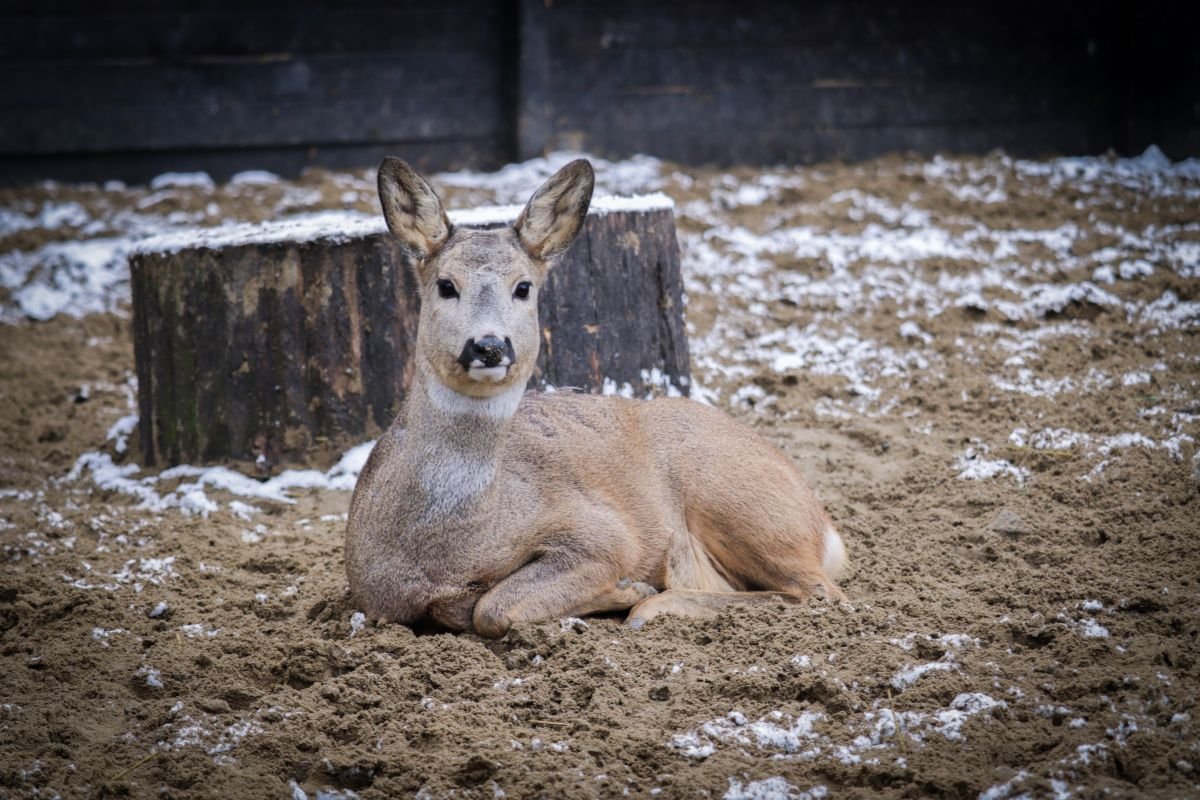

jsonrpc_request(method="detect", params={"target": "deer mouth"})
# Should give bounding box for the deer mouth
[466,363,511,382]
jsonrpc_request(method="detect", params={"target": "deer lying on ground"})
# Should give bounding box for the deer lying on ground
[346,158,846,638]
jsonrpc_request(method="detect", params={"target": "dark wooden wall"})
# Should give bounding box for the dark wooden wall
[1,1,1196,184]
[0,0,518,183]
[520,0,1119,163]
[1111,2,1200,157]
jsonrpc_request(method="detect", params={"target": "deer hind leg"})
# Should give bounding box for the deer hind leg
[626,588,805,629]
[625,525,844,629]
[625,572,844,629]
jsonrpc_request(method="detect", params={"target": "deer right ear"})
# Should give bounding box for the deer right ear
[377,157,452,262]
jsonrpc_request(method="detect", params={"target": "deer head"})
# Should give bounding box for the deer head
[378,158,595,401]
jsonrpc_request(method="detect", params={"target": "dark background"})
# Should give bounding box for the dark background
[2,0,1197,185]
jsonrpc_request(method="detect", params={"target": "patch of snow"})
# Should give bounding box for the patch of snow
[0,237,131,321]
[133,193,671,256]
[1140,290,1200,332]
[179,623,220,638]
[899,321,932,343]
[63,438,376,518]
[229,170,281,186]
[724,777,827,800]
[956,447,1028,484]
[979,771,1031,800]
[597,377,634,399]
[890,661,958,690]
[150,172,215,190]
[930,694,1007,741]
[672,710,825,760]
[228,500,261,521]
[105,414,138,454]
[435,151,664,203]
[139,666,164,689]
[91,626,126,643]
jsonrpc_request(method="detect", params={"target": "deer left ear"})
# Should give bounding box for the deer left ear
[515,159,595,262]
[377,157,452,263]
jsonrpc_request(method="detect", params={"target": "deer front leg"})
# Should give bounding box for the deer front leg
[472,553,655,639]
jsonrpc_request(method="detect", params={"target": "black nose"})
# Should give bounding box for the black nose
[457,336,515,370]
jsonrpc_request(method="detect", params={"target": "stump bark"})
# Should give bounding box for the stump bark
[130,198,689,469]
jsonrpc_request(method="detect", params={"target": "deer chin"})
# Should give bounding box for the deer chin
[422,373,524,419]
[436,361,526,401]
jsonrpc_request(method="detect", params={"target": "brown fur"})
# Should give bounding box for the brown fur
[346,158,846,638]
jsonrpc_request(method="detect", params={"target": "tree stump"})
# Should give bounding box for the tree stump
[129,196,690,469]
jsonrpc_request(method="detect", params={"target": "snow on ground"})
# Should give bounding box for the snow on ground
[724,776,827,800]
[3,146,1196,512]
[677,153,1199,413]
[670,691,1008,766]
[62,440,374,519]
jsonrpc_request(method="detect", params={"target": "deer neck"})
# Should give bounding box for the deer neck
[398,370,524,523]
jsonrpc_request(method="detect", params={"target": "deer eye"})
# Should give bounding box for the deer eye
[513,281,532,300]
[436,279,458,299]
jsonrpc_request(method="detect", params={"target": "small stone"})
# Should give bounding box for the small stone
[649,686,671,701]
[197,697,231,714]
[989,508,1031,537]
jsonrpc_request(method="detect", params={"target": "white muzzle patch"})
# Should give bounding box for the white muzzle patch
[467,360,511,382]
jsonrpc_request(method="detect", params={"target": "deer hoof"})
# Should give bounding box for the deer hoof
[472,605,512,639]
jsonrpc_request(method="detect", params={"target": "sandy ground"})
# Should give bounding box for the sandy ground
[0,150,1198,799]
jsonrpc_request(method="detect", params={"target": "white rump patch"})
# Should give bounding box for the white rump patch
[822,526,846,580]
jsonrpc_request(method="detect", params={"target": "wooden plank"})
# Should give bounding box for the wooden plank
[2,94,508,154]
[0,0,494,17]
[1117,0,1200,158]
[3,0,1194,180]
[542,81,1107,137]
[537,0,1110,51]
[516,0,552,160]
[0,52,504,109]
[544,120,1112,166]
[0,138,509,186]
[0,53,509,154]
[544,43,1109,94]
[0,5,506,60]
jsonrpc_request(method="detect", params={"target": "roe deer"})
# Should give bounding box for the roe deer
[346,157,846,638]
